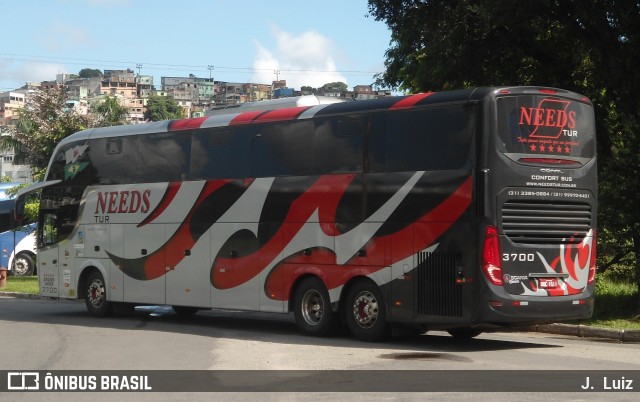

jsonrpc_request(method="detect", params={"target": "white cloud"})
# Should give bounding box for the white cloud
[251,25,347,89]
[0,60,67,88]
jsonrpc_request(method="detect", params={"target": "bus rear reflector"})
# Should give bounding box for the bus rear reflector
[482,225,503,286]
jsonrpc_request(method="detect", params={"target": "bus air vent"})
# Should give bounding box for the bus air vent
[501,200,592,244]
[416,251,463,317]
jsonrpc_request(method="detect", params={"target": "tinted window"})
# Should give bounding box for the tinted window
[250,120,314,177]
[48,140,94,184]
[137,132,191,182]
[191,127,250,179]
[369,104,475,172]
[90,136,140,184]
[314,115,366,174]
[497,96,595,158]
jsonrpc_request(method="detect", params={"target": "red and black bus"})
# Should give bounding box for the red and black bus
[16,87,596,341]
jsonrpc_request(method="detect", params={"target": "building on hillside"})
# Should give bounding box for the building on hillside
[243,83,271,102]
[0,92,26,126]
[0,91,32,182]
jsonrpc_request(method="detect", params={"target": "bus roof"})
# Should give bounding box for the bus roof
[48,86,590,170]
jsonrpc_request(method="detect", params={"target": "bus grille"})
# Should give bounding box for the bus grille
[501,200,592,244]
[416,251,462,317]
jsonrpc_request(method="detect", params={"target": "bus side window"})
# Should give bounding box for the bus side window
[250,121,314,177]
[91,137,140,184]
[313,116,365,174]
[191,127,248,180]
[137,132,192,182]
[40,212,58,247]
[369,106,474,173]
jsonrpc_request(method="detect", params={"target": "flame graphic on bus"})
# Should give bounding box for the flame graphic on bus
[106,173,473,300]
[529,229,595,296]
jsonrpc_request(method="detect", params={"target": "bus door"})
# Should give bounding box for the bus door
[38,210,62,297]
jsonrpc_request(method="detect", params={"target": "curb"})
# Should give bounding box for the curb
[522,323,640,343]
[2,291,639,343]
[0,291,42,300]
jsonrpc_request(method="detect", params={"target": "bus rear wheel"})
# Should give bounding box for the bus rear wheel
[84,270,111,317]
[447,327,482,339]
[293,277,340,337]
[343,279,389,342]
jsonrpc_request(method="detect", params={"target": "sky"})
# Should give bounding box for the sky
[0,0,393,92]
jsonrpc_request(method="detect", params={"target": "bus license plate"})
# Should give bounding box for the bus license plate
[538,278,558,289]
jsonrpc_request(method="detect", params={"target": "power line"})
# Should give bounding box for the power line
[0,52,381,77]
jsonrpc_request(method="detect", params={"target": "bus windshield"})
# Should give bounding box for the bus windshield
[496,95,596,161]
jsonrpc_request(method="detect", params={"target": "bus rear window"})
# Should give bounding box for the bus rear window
[496,96,595,159]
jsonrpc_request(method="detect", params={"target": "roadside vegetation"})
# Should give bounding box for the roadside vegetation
[1,276,38,294]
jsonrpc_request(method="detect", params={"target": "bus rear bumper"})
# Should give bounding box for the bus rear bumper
[474,289,595,325]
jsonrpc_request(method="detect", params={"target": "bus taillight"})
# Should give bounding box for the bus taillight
[588,233,597,285]
[482,225,503,286]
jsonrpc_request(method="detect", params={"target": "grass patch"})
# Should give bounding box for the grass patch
[0,275,39,294]
[577,276,640,330]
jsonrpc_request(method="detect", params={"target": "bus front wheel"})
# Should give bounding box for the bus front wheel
[84,270,111,317]
[343,279,389,342]
[293,277,340,337]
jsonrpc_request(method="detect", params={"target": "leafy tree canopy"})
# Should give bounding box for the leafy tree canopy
[91,96,129,127]
[144,95,184,121]
[322,82,348,91]
[78,68,103,78]
[368,0,640,309]
[0,87,88,178]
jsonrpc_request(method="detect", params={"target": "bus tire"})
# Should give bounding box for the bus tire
[84,270,111,317]
[293,277,340,337]
[343,279,389,342]
[447,327,482,339]
[12,253,35,276]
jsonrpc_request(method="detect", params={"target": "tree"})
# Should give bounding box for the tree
[78,68,103,78]
[91,96,129,127]
[0,87,88,179]
[144,95,184,122]
[322,82,348,91]
[368,0,640,311]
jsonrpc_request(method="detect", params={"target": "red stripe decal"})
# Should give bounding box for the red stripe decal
[390,92,435,110]
[230,110,267,125]
[169,117,208,131]
[255,106,312,122]
[141,180,231,279]
[138,182,182,227]
[264,176,473,300]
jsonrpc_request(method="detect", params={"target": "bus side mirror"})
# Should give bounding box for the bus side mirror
[13,198,25,225]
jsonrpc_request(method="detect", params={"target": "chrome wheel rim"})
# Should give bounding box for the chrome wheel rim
[301,289,324,326]
[88,279,105,308]
[352,290,379,329]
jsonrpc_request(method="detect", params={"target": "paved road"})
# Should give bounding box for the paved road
[1,296,639,401]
